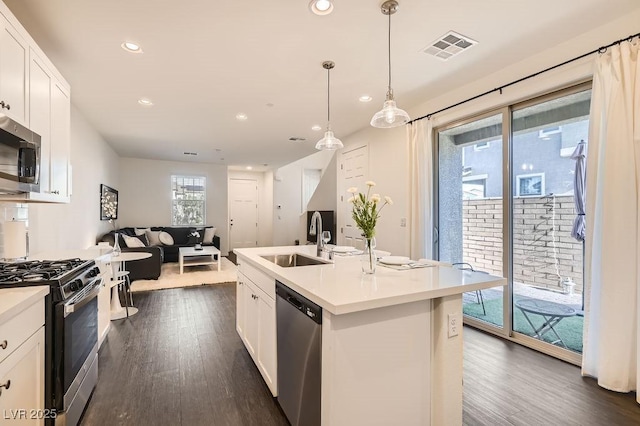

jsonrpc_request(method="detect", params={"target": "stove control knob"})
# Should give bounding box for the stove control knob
[88,268,99,277]
[70,279,83,291]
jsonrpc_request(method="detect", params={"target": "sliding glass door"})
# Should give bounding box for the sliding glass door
[437,111,506,330]
[510,89,589,355]
[435,83,590,361]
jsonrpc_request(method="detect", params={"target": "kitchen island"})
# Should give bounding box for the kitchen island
[235,245,506,426]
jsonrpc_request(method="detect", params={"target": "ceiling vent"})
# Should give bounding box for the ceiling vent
[423,31,477,61]
[183,152,198,156]
[289,137,306,142]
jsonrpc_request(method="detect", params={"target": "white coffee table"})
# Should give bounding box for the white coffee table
[179,246,221,274]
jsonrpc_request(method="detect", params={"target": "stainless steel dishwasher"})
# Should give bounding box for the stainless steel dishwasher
[276,281,322,426]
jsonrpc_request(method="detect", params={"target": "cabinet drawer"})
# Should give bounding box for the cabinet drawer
[0,298,44,363]
[239,262,275,300]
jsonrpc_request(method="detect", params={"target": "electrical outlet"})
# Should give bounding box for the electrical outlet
[400,218,407,227]
[448,313,460,338]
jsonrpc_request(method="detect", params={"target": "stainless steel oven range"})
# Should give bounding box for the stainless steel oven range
[0,258,101,426]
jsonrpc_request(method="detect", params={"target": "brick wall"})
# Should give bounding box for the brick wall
[462,195,584,293]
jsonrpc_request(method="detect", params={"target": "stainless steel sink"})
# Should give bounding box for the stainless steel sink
[260,253,330,267]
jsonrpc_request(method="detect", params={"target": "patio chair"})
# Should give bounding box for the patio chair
[452,262,487,316]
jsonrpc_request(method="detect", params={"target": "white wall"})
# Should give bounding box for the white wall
[228,170,273,247]
[337,127,410,256]
[308,154,337,213]
[337,9,640,258]
[118,158,229,255]
[273,150,336,246]
[28,105,120,254]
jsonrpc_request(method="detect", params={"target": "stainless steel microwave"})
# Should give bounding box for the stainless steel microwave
[0,114,40,193]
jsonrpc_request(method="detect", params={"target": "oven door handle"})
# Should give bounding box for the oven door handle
[64,282,101,318]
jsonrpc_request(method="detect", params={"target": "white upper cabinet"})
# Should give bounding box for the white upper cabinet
[28,51,51,194]
[0,13,27,125]
[50,81,70,198]
[0,4,71,203]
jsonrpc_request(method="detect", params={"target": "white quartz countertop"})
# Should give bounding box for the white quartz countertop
[235,245,507,315]
[29,246,113,261]
[0,286,49,324]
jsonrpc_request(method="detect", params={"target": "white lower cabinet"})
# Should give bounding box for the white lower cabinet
[256,290,276,389]
[0,292,47,425]
[236,273,245,337]
[0,328,45,425]
[236,267,277,396]
[242,277,259,358]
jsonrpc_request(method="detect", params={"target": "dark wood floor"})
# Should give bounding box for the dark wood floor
[80,284,287,426]
[81,284,640,426]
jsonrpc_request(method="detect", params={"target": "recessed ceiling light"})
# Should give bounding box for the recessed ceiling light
[309,0,334,15]
[311,125,322,131]
[121,41,143,53]
[236,113,248,121]
[359,95,373,102]
[138,98,153,106]
[246,166,253,170]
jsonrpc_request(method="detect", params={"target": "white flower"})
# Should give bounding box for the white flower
[384,196,394,205]
[366,181,376,187]
[347,196,355,204]
[347,187,358,194]
[371,194,381,203]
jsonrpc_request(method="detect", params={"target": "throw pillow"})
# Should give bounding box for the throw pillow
[135,227,150,236]
[187,228,201,245]
[138,234,150,246]
[122,234,146,248]
[146,230,162,246]
[159,231,174,246]
[203,227,217,243]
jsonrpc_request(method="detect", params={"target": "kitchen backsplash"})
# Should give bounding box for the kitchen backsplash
[0,203,29,259]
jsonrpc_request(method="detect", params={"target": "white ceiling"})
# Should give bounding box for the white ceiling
[5,0,639,169]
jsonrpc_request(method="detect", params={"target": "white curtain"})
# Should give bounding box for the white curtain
[582,38,640,400]
[407,119,433,260]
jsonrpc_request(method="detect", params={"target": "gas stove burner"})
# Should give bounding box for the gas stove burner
[23,273,45,281]
[0,273,22,283]
[0,258,91,286]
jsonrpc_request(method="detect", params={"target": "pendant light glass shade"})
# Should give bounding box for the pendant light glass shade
[371,0,410,129]
[370,94,410,128]
[316,61,343,150]
[315,128,343,150]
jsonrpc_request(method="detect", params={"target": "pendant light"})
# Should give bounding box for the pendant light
[370,0,410,128]
[315,61,344,150]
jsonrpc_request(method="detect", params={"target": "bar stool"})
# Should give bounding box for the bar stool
[452,262,487,315]
[111,260,132,317]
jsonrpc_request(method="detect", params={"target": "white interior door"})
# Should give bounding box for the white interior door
[338,145,368,247]
[229,178,258,250]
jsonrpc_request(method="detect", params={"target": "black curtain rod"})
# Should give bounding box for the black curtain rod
[407,31,640,124]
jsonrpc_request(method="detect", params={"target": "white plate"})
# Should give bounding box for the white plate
[379,256,411,265]
[332,246,358,253]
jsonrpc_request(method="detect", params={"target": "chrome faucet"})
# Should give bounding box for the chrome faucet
[310,211,324,257]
